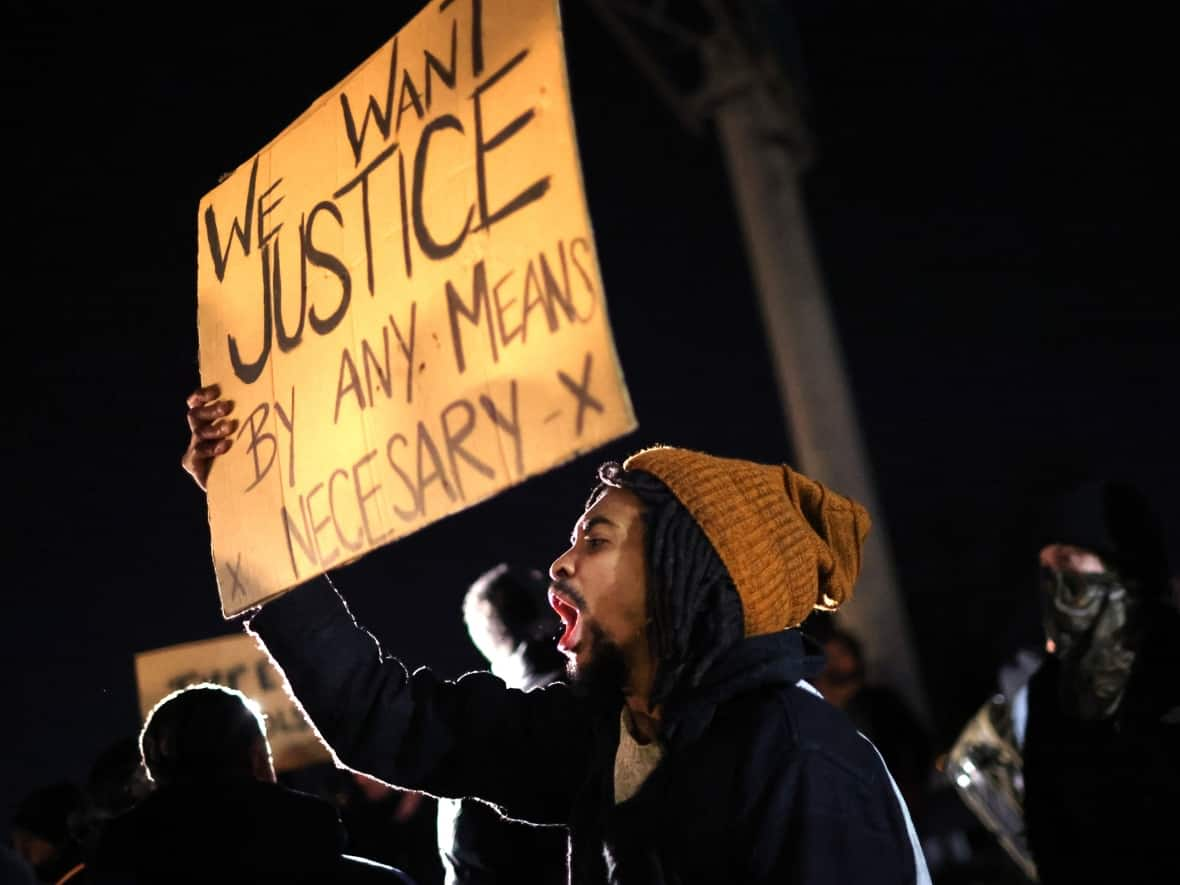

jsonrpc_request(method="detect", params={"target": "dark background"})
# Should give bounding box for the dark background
[3,0,1175,829]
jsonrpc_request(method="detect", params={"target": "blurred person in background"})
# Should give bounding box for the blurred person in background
[71,736,153,874]
[8,782,84,884]
[1020,479,1180,884]
[949,477,1180,884]
[92,683,414,884]
[435,563,569,884]
[813,627,932,822]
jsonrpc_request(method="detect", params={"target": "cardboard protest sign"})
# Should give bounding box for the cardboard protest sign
[197,0,636,615]
[135,634,329,773]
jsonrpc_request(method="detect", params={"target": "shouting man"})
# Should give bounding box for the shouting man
[183,386,928,884]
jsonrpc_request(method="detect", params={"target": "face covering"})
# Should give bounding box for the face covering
[1040,567,1142,720]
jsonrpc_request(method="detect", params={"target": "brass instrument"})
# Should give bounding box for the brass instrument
[946,687,1038,881]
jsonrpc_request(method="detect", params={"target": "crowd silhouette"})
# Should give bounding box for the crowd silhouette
[8,470,1178,884]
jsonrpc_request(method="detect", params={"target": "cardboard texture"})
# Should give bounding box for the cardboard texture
[197,0,635,614]
[134,634,330,773]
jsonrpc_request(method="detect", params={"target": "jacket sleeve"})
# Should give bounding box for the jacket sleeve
[246,578,590,825]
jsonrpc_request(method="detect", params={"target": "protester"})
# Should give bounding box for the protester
[71,736,152,874]
[9,782,84,884]
[6,741,147,885]
[458,563,565,694]
[92,683,414,884]
[435,564,569,884]
[184,386,930,884]
[1020,479,1180,884]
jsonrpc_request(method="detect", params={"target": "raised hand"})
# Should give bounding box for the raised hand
[182,384,237,491]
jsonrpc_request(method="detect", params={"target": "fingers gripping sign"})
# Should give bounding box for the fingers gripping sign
[183,384,238,491]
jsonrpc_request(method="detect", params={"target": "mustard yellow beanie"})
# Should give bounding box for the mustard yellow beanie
[622,446,871,636]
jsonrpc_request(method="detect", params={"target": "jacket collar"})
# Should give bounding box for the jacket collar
[659,629,824,748]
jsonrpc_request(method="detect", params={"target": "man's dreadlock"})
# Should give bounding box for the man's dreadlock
[591,462,744,710]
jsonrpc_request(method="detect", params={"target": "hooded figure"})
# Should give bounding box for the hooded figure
[247,447,929,884]
[1022,479,1180,884]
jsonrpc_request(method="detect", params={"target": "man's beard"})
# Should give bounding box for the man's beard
[567,620,627,707]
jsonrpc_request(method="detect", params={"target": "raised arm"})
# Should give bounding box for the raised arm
[179,385,588,825]
[246,578,590,825]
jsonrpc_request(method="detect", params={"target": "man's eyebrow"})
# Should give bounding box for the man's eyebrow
[571,514,617,544]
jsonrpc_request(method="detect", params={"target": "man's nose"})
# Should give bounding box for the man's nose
[550,546,574,581]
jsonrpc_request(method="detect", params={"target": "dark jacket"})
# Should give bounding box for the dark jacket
[1023,604,1180,885]
[92,778,413,884]
[438,796,569,885]
[437,639,570,885]
[250,579,925,884]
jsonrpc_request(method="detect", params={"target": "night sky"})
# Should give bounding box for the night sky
[4,1,1175,827]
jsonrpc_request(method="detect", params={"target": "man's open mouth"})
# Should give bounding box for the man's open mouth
[548,586,582,653]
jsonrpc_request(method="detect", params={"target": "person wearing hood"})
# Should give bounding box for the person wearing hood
[182,389,928,884]
[1021,479,1180,884]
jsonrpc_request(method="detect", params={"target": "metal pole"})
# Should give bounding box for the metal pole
[584,0,930,723]
[704,22,931,723]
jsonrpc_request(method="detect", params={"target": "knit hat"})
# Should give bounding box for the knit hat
[622,446,871,636]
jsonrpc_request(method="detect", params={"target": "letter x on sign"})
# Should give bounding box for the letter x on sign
[557,353,604,436]
[225,553,247,600]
